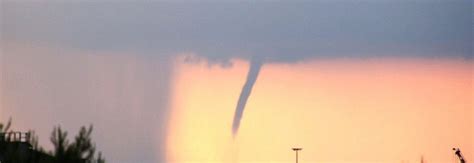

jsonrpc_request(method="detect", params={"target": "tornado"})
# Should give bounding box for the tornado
[232,59,263,137]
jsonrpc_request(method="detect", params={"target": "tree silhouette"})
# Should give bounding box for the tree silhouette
[50,126,69,161]
[1,118,105,163]
[28,130,43,152]
[50,125,105,163]
[0,118,12,133]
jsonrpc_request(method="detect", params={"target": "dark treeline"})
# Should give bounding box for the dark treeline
[0,118,105,163]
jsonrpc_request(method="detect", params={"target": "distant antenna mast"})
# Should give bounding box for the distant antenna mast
[453,148,466,163]
[292,148,302,163]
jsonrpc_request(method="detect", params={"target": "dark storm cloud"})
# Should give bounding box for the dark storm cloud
[2,0,472,63]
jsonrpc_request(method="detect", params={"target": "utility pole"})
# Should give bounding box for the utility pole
[292,148,302,163]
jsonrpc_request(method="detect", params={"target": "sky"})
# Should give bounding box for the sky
[0,0,472,163]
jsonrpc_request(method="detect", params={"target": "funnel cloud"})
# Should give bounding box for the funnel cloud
[232,59,263,136]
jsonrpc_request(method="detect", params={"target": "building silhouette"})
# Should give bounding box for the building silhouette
[0,132,54,163]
